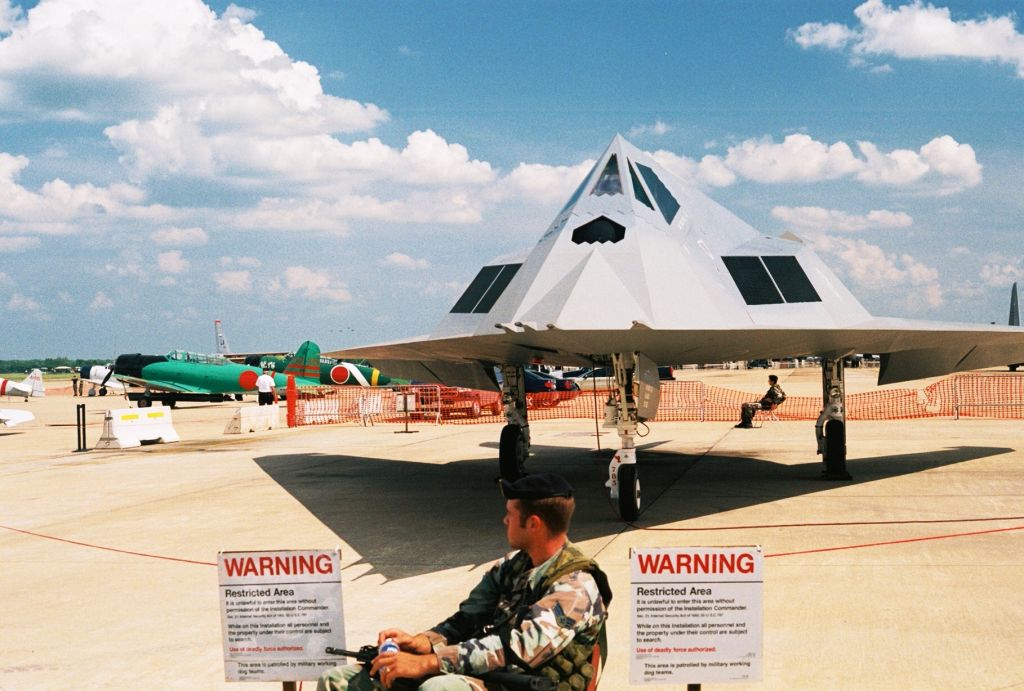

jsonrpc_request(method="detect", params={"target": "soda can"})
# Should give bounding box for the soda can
[379,638,400,655]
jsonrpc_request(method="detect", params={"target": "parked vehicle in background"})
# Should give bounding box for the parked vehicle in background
[400,385,501,419]
[524,369,580,407]
[746,359,774,369]
[563,365,674,390]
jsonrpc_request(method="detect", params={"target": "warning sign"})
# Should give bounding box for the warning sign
[218,549,344,682]
[630,546,763,685]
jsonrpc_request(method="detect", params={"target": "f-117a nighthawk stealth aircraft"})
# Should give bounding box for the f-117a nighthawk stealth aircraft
[325,135,1024,520]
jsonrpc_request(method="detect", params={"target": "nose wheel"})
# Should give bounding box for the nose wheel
[617,463,641,521]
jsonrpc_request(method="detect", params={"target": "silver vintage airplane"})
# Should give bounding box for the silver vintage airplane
[326,135,1024,520]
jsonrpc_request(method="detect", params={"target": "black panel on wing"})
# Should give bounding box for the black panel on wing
[473,264,522,313]
[450,265,502,313]
[722,256,784,305]
[763,256,821,303]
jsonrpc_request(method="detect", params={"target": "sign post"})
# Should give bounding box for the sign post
[218,549,344,684]
[630,546,763,686]
[394,392,419,434]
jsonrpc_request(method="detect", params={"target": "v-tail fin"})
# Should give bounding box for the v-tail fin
[1010,282,1020,327]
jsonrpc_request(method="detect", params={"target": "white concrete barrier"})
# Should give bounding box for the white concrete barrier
[224,404,280,434]
[95,406,180,449]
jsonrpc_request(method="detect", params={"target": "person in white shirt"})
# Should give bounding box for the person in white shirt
[255,368,277,406]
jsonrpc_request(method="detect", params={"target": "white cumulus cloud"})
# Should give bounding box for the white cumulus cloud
[380,252,429,270]
[791,0,1024,78]
[215,270,251,293]
[503,160,596,203]
[772,206,913,233]
[813,235,943,308]
[628,120,672,138]
[271,265,351,302]
[157,249,189,274]
[979,262,1024,288]
[668,133,981,193]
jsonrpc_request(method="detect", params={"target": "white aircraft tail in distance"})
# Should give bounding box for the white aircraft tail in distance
[214,319,232,355]
[326,134,1024,521]
[1,369,45,399]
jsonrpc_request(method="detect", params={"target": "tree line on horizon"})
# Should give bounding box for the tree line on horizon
[0,358,107,374]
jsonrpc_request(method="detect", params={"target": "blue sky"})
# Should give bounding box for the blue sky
[0,0,1021,358]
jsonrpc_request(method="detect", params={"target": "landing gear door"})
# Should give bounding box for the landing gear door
[635,352,661,422]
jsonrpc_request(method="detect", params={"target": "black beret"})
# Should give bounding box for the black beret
[500,473,573,500]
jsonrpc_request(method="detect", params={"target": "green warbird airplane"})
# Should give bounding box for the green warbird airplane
[108,341,322,406]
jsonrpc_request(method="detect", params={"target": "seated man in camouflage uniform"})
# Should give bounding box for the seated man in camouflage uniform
[735,374,786,428]
[318,472,612,691]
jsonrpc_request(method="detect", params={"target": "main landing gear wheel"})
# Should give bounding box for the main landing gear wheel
[618,464,641,521]
[499,424,527,480]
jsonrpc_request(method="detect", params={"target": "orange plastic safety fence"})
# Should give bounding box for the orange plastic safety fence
[292,373,1024,427]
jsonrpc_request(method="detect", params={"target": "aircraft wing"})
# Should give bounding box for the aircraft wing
[113,374,210,394]
[0,409,34,427]
[327,319,1024,389]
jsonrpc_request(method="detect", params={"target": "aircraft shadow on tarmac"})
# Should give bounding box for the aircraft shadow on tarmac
[254,443,1009,581]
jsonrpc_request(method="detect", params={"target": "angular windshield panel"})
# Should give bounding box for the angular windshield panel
[450,265,502,313]
[636,163,680,224]
[722,256,784,305]
[591,155,622,196]
[473,264,522,313]
[629,161,654,210]
[763,256,821,303]
[571,216,626,244]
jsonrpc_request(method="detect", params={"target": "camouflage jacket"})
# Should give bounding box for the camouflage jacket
[761,384,786,406]
[423,542,609,677]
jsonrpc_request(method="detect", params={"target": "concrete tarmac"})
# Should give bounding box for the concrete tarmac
[2,369,1023,689]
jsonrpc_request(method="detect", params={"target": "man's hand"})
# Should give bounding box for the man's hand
[377,629,432,654]
[370,651,440,689]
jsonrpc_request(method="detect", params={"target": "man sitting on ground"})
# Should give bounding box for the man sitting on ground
[735,374,786,429]
[318,473,611,691]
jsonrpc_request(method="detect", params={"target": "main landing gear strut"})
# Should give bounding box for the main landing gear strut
[496,356,644,522]
[607,352,642,521]
[816,356,852,480]
[498,365,530,481]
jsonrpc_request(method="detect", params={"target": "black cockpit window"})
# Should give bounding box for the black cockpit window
[722,256,784,305]
[636,162,680,225]
[571,216,626,244]
[591,155,622,196]
[629,161,654,210]
[763,256,821,303]
[450,264,523,314]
